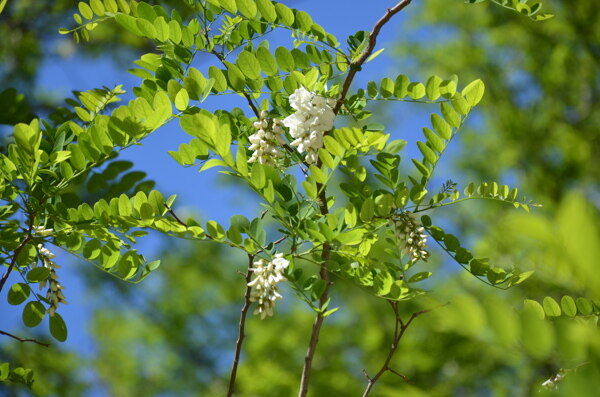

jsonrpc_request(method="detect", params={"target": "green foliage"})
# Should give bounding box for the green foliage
[1,0,577,395]
[464,0,554,21]
[0,362,35,389]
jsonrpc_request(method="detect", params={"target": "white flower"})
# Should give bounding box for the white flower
[395,212,430,264]
[33,226,54,237]
[247,111,286,166]
[36,244,67,315]
[248,253,290,319]
[542,370,565,390]
[282,87,336,165]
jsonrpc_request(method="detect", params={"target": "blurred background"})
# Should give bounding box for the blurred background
[1,0,599,396]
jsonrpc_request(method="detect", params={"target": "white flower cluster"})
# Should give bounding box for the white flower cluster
[247,253,290,319]
[282,87,336,165]
[248,110,286,166]
[541,370,565,390]
[395,212,430,264]
[37,244,67,316]
[34,226,54,237]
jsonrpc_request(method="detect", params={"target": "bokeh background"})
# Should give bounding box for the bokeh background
[1,0,599,396]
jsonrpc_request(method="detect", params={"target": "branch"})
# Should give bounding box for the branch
[227,254,255,397]
[297,162,334,397]
[333,0,413,115]
[0,330,50,347]
[361,302,447,396]
[211,50,260,117]
[0,227,34,294]
[298,3,413,395]
[297,241,331,397]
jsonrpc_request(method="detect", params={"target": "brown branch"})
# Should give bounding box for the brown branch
[0,330,50,347]
[333,0,413,115]
[297,3,413,395]
[297,169,334,397]
[297,241,331,397]
[164,204,187,227]
[227,254,255,397]
[0,232,34,294]
[362,302,448,396]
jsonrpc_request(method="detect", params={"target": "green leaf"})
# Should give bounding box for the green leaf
[174,88,189,111]
[251,162,266,189]
[22,301,46,327]
[309,165,326,184]
[207,220,226,240]
[576,297,594,315]
[417,141,438,164]
[256,47,278,76]
[235,0,257,18]
[7,283,31,305]
[225,62,246,91]
[118,194,132,216]
[451,94,470,115]
[208,66,227,92]
[425,75,442,100]
[104,0,119,14]
[90,0,106,16]
[394,75,409,98]
[0,0,7,15]
[219,0,237,13]
[462,79,485,106]
[542,296,561,317]
[275,3,294,26]
[560,295,577,317]
[440,102,461,128]
[83,239,102,260]
[49,313,68,342]
[411,158,430,178]
[256,0,277,22]
[443,234,460,251]
[379,77,394,98]
[360,198,374,222]
[78,2,94,19]
[294,10,313,32]
[366,48,385,63]
[431,114,452,140]
[407,82,425,99]
[408,272,432,283]
[336,228,365,246]
[422,128,445,152]
[275,47,294,72]
[237,51,261,80]
[523,298,545,320]
[302,180,317,199]
[26,267,50,283]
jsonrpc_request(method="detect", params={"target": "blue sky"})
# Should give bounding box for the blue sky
[1,0,464,363]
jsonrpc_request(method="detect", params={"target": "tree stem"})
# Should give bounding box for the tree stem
[297,2,413,395]
[226,254,255,397]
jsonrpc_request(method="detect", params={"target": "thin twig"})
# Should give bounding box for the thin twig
[333,0,413,115]
[0,330,50,347]
[227,254,255,397]
[362,302,448,396]
[164,204,188,227]
[211,50,260,117]
[0,223,35,294]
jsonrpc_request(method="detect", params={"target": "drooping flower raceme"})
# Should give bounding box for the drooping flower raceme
[248,110,286,166]
[36,244,67,316]
[282,87,336,165]
[395,212,430,264]
[247,253,290,319]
